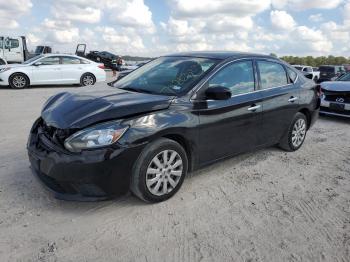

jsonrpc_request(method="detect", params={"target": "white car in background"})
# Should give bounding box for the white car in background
[0,54,106,89]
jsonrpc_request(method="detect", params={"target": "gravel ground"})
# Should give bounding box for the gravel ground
[0,75,349,262]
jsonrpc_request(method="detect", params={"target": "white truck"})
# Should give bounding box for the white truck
[292,65,320,82]
[0,36,30,64]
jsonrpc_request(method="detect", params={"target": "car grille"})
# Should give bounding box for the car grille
[322,89,350,103]
[37,119,76,148]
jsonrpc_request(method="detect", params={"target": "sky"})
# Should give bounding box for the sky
[0,0,350,57]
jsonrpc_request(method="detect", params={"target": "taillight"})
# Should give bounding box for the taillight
[316,84,323,97]
[98,64,105,69]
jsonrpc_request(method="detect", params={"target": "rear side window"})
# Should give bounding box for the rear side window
[208,60,255,96]
[62,56,81,64]
[257,61,288,89]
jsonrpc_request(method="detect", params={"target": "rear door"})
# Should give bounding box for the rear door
[257,60,300,145]
[60,56,85,84]
[31,56,62,85]
[197,59,263,164]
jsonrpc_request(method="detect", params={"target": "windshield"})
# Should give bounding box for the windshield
[337,72,350,81]
[23,55,44,64]
[114,56,218,95]
[35,46,44,54]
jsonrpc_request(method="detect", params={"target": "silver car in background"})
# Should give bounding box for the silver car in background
[320,72,350,117]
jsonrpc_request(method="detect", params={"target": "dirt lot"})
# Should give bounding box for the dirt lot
[0,76,349,262]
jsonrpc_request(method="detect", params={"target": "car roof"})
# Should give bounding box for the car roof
[165,51,275,60]
[42,53,80,58]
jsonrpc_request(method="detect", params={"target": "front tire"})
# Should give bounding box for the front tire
[80,73,96,86]
[279,112,307,152]
[9,73,29,89]
[130,138,188,203]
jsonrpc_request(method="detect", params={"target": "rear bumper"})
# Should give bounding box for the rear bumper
[27,119,145,201]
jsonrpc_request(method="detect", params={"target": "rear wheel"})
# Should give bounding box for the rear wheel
[0,58,6,65]
[80,73,96,86]
[279,112,307,151]
[130,138,188,203]
[9,73,29,89]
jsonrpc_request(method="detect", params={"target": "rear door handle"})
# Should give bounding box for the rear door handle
[247,104,261,111]
[288,96,298,102]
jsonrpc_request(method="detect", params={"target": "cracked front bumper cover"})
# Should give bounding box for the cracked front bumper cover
[27,118,145,201]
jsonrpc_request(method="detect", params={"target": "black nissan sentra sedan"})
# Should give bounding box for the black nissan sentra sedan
[27,52,320,202]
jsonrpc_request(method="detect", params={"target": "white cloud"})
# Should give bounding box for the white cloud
[52,1,101,24]
[272,0,343,10]
[270,10,296,31]
[168,0,271,18]
[46,28,80,44]
[107,0,156,33]
[0,0,32,29]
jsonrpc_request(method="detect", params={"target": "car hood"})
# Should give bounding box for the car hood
[41,87,174,129]
[321,81,350,92]
[0,63,26,69]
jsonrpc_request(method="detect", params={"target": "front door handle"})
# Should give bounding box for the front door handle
[247,104,261,111]
[288,96,298,102]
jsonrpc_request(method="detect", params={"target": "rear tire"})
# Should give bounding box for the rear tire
[0,58,6,65]
[80,73,96,86]
[279,112,307,152]
[130,138,188,203]
[9,73,29,89]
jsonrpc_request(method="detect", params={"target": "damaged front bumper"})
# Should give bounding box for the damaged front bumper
[27,118,145,201]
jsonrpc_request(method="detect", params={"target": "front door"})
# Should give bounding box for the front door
[3,38,23,63]
[31,56,62,85]
[196,60,263,164]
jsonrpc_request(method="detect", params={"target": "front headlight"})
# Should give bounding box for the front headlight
[0,67,11,73]
[64,122,128,152]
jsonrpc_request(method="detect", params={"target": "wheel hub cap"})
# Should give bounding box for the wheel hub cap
[146,150,183,196]
[291,118,306,147]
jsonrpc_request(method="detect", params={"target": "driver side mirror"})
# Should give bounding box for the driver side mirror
[205,86,232,100]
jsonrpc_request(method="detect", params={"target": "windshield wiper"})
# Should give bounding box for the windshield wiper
[121,87,155,94]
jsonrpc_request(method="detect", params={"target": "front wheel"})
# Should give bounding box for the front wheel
[279,112,307,151]
[130,138,188,203]
[9,73,29,89]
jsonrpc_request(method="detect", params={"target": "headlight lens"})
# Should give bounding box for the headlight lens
[64,122,128,152]
[0,67,10,73]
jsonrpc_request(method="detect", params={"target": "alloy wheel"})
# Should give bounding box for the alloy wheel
[291,118,306,148]
[146,150,183,196]
[82,75,94,86]
[12,75,26,88]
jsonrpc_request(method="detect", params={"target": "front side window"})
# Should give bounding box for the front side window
[258,61,288,89]
[208,60,255,96]
[39,57,60,65]
[62,57,81,64]
[4,38,19,49]
[115,56,218,95]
